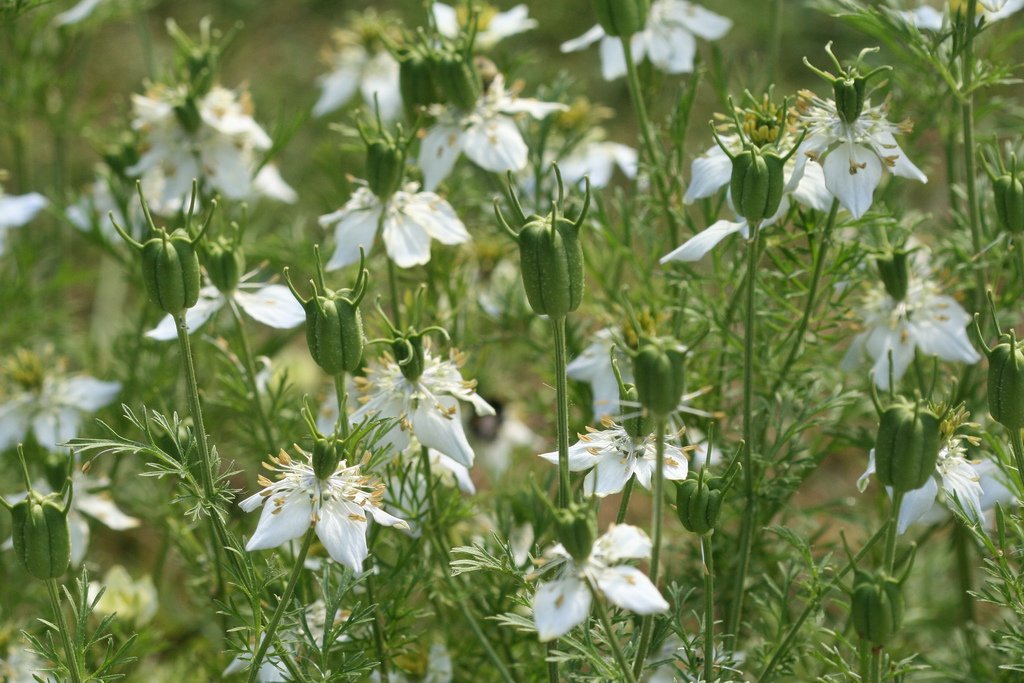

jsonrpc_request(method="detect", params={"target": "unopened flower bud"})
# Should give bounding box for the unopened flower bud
[976,309,1024,430]
[874,397,940,493]
[875,248,911,302]
[359,118,408,201]
[850,569,903,646]
[435,52,481,110]
[633,336,686,418]
[675,475,723,535]
[553,502,595,562]
[592,0,649,37]
[495,166,591,319]
[11,490,71,580]
[399,48,443,116]
[620,384,653,440]
[203,237,246,293]
[993,168,1024,235]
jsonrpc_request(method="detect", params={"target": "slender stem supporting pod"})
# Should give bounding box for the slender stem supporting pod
[552,316,571,508]
[960,0,988,314]
[226,298,277,452]
[46,579,83,683]
[702,534,716,683]
[632,417,667,678]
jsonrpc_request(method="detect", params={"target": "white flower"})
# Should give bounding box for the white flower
[128,84,291,214]
[539,419,689,497]
[87,565,158,626]
[223,638,288,682]
[560,0,731,81]
[240,447,409,571]
[792,90,926,219]
[566,328,632,420]
[559,139,638,189]
[432,3,537,48]
[419,74,567,191]
[0,180,47,255]
[531,524,668,641]
[145,273,305,340]
[0,370,121,452]
[899,1,1024,30]
[842,250,978,390]
[67,175,146,242]
[53,0,106,26]
[320,181,470,270]
[0,643,54,683]
[351,349,495,467]
[313,35,401,119]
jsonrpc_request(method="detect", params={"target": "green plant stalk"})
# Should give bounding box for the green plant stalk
[619,35,680,246]
[961,0,988,315]
[552,316,571,508]
[631,417,667,678]
[702,533,716,683]
[616,475,637,524]
[45,579,83,683]
[870,491,905,683]
[387,254,402,331]
[227,298,277,452]
[770,199,840,395]
[590,585,638,683]
[727,223,762,641]
[246,530,314,683]
[365,570,389,680]
[335,373,349,438]
[759,524,887,681]
[1009,428,1024,492]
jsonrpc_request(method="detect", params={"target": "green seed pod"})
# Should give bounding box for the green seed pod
[141,230,203,316]
[11,491,71,580]
[986,331,1024,430]
[875,248,911,302]
[203,237,246,293]
[874,398,940,493]
[394,333,427,382]
[730,146,786,225]
[620,384,653,439]
[312,434,342,480]
[833,77,866,124]
[675,476,723,535]
[435,52,481,110]
[553,503,596,562]
[366,139,405,200]
[633,337,687,418]
[993,172,1024,234]
[592,0,649,37]
[850,570,903,646]
[399,49,443,115]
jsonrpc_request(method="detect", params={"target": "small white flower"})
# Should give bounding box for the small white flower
[558,139,638,189]
[539,419,689,497]
[240,447,409,571]
[432,3,537,48]
[561,0,731,81]
[351,349,495,467]
[419,74,567,191]
[313,29,401,119]
[0,370,120,452]
[531,524,668,641]
[145,272,305,340]
[566,328,632,420]
[52,0,106,26]
[792,90,926,219]
[320,181,470,270]
[87,565,158,626]
[0,179,48,256]
[842,250,978,390]
[66,175,146,242]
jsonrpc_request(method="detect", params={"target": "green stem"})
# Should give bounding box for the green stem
[365,572,389,679]
[870,491,904,682]
[387,257,402,330]
[45,580,83,683]
[619,34,680,246]
[552,316,571,508]
[590,585,638,683]
[770,199,840,396]
[1008,428,1024,493]
[727,222,761,641]
[702,534,716,683]
[616,475,636,524]
[246,531,314,683]
[335,373,349,438]
[547,647,560,683]
[631,417,666,679]
[226,298,277,452]
[758,524,887,681]
[961,0,987,315]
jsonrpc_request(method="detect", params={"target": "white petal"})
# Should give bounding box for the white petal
[940,458,984,523]
[560,25,605,53]
[145,289,225,340]
[245,491,313,551]
[0,399,30,451]
[0,192,48,229]
[790,160,833,212]
[897,477,938,534]
[312,65,362,118]
[411,395,476,467]
[866,325,915,390]
[316,499,369,571]
[367,503,411,529]
[234,285,306,329]
[684,145,733,203]
[598,36,631,81]
[912,300,980,365]
[75,492,140,530]
[675,2,733,39]
[661,444,689,482]
[589,453,634,497]
[68,511,90,566]
[383,211,432,268]
[253,165,298,204]
[53,0,105,25]
[431,450,476,495]
[594,565,669,614]
[870,131,926,183]
[32,408,82,450]
[58,376,121,412]
[533,576,591,641]
[462,117,528,174]
[857,449,877,493]
[822,143,882,219]
[660,219,746,263]
[594,523,652,562]
[420,124,464,191]
[431,2,460,37]
[323,200,383,271]
[499,98,568,119]
[360,51,403,121]
[646,26,696,74]
[901,6,944,31]
[480,5,537,45]
[401,192,469,245]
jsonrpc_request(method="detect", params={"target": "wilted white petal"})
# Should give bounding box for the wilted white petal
[660,219,746,263]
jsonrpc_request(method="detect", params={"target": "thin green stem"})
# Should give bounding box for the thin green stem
[702,534,716,683]
[387,257,402,330]
[632,417,667,678]
[616,475,637,524]
[727,222,762,641]
[770,199,840,396]
[590,585,638,683]
[334,373,349,438]
[246,531,314,683]
[552,316,571,508]
[547,647,560,683]
[365,573,389,679]
[619,35,680,245]
[961,0,987,315]
[1008,428,1024,493]
[45,580,82,683]
[870,491,904,682]
[226,298,277,452]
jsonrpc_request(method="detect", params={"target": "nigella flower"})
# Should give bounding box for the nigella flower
[240,447,409,571]
[0,352,120,452]
[67,174,146,243]
[858,406,985,534]
[145,273,305,340]
[538,418,689,497]
[351,349,495,467]
[312,13,402,120]
[419,74,567,191]
[0,175,47,256]
[52,0,107,26]
[128,84,294,214]
[560,0,731,81]
[531,524,668,641]
[320,181,469,270]
[566,328,633,420]
[792,89,926,219]
[900,0,1024,30]
[558,138,638,189]
[842,248,978,390]
[432,2,536,48]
